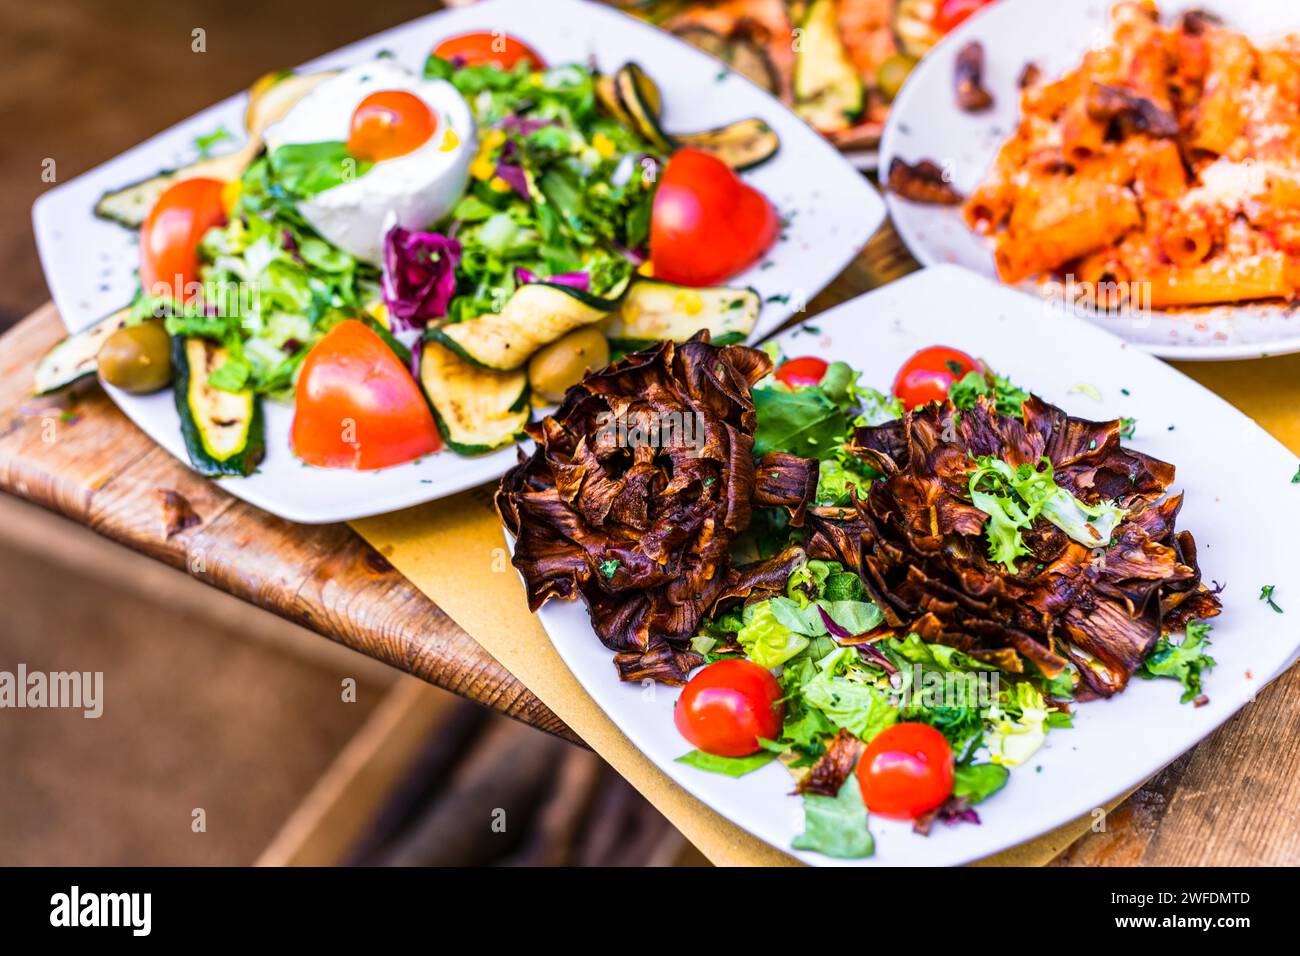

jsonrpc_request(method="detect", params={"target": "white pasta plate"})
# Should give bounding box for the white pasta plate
[880,0,1300,362]
[519,265,1300,865]
[30,0,881,523]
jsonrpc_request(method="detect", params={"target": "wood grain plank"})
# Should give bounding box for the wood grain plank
[0,310,575,742]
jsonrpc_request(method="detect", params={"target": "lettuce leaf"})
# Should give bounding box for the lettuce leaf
[952,763,1010,804]
[268,142,373,198]
[986,682,1049,767]
[736,602,809,669]
[968,456,1127,570]
[676,749,776,777]
[791,774,874,858]
[801,648,898,741]
[1138,620,1216,703]
[752,385,851,459]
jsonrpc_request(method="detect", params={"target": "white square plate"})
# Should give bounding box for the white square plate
[32,0,882,523]
[880,0,1300,362]
[525,265,1300,865]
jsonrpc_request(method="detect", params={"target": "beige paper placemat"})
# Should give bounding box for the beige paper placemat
[353,484,1123,866]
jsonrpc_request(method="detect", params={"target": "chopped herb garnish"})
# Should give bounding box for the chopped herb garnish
[1261,584,1284,613]
[193,126,233,158]
[598,559,620,578]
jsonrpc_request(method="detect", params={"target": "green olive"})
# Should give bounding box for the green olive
[97,321,173,394]
[877,54,919,103]
[527,327,610,403]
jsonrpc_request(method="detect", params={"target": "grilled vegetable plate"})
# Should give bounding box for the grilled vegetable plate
[31,0,883,521]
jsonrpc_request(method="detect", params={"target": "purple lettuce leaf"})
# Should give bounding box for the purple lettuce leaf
[381,226,462,329]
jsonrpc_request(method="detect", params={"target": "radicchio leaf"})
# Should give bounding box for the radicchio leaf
[381,226,461,329]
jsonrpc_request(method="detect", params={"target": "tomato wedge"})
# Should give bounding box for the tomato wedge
[432,32,544,70]
[650,148,778,287]
[892,345,978,410]
[857,722,954,819]
[674,659,783,758]
[291,320,441,470]
[775,356,829,389]
[139,177,228,305]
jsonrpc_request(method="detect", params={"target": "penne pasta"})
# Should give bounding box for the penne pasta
[965,1,1300,308]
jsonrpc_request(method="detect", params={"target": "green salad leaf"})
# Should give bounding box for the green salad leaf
[267,142,373,199]
[952,763,1010,804]
[676,750,777,777]
[791,774,874,859]
[1138,620,1216,703]
[752,385,851,459]
[736,602,809,669]
[949,369,1030,418]
[968,456,1126,571]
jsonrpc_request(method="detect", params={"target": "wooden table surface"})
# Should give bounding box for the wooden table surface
[3,223,1298,865]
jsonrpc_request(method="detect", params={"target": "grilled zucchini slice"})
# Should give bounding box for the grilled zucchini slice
[615,63,675,153]
[173,337,264,477]
[420,340,530,455]
[429,283,622,372]
[794,0,866,133]
[605,280,760,348]
[32,307,132,395]
[673,118,780,171]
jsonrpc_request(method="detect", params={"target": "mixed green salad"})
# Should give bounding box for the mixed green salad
[44,37,781,475]
[676,348,1220,859]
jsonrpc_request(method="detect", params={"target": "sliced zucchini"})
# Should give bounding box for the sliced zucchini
[615,63,675,153]
[794,0,865,133]
[605,280,760,347]
[670,24,781,94]
[173,337,264,477]
[33,307,131,395]
[94,70,336,229]
[673,118,780,171]
[93,154,246,229]
[892,0,944,59]
[595,73,636,127]
[428,283,618,371]
[420,341,530,455]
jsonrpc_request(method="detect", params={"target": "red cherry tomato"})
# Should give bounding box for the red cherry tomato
[139,177,228,304]
[933,0,998,34]
[892,345,978,410]
[650,148,779,287]
[775,356,829,390]
[292,320,441,470]
[432,32,545,70]
[347,90,437,162]
[856,722,954,819]
[674,659,783,758]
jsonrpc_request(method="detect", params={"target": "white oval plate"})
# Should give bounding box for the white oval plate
[521,265,1300,866]
[880,0,1300,362]
[31,0,881,524]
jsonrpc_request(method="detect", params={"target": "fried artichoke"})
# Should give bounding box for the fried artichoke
[807,394,1221,698]
[497,334,817,685]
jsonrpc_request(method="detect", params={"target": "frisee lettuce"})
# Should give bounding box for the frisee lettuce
[1138,620,1216,703]
[968,455,1126,571]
